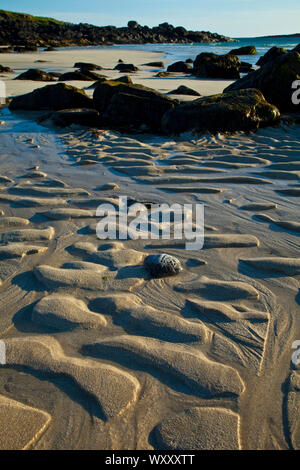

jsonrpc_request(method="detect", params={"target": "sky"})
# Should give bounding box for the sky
[1,0,299,37]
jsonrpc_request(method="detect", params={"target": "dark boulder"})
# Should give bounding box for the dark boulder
[229,45,257,55]
[256,46,288,66]
[168,85,200,96]
[186,58,194,63]
[142,61,165,68]
[167,61,193,73]
[44,46,57,51]
[0,64,13,73]
[93,80,177,130]
[74,62,103,71]
[128,21,139,29]
[9,83,93,111]
[38,108,101,128]
[224,50,300,112]
[59,70,104,81]
[114,63,139,73]
[293,44,300,53]
[14,68,57,81]
[193,53,241,79]
[161,89,280,135]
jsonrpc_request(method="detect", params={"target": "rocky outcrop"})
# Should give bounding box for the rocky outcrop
[256,46,288,66]
[14,68,56,81]
[9,83,93,111]
[161,89,280,134]
[224,50,300,112]
[93,80,177,131]
[0,10,233,47]
[193,53,241,79]
[229,45,257,55]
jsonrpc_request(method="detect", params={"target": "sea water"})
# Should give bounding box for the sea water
[108,34,300,66]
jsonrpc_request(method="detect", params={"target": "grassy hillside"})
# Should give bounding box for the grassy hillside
[0,9,67,26]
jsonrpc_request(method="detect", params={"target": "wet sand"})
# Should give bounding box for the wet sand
[0,46,299,450]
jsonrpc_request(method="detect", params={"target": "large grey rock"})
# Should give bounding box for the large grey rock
[256,46,288,66]
[193,52,241,79]
[9,83,93,111]
[162,88,280,134]
[93,80,177,130]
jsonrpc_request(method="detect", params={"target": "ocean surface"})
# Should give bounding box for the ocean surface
[105,35,300,66]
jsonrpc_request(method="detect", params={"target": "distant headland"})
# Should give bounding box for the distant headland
[0,10,233,48]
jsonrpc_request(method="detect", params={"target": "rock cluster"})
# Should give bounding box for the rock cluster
[0,10,232,47]
[225,48,300,111]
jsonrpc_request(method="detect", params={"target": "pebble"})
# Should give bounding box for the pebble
[144,254,183,278]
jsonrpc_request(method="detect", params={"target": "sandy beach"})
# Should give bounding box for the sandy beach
[0,45,299,451]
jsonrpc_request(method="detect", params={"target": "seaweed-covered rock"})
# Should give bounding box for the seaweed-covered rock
[229,45,257,55]
[193,53,241,79]
[256,46,288,66]
[87,75,133,90]
[9,83,93,111]
[15,68,56,81]
[167,61,192,73]
[93,80,177,130]
[162,89,280,135]
[168,85,200,96]
[225,50,300,112]
[39,108,101,128]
